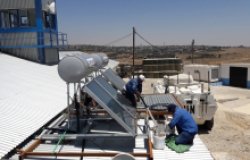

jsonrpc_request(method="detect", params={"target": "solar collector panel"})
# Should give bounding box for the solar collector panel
[84,76,136,136]
[101,68,126,91]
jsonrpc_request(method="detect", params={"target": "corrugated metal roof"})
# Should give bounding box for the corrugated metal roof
[152,136,213,160]
[13,119,213,160]
[148,120,214,160]
[0,52,119,159]
[0,53,67,159]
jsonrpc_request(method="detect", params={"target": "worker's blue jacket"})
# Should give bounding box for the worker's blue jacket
[125,78,142,94]
[169,107,198,135]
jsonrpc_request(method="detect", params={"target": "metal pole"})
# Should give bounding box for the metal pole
[133,27,135,78]
[191,39,195,64]
[188,72,191,84]
[177,74,179,84]
[208,70,211,92]
[67,83,70,129]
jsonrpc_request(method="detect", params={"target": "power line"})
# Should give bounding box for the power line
[104,33,132,46]
[135,31,163,54]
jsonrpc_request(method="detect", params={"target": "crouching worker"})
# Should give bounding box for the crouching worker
[167,103,198,145]
[123,75,145,107]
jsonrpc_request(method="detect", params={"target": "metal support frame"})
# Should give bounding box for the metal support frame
[17,72,169,160]
[18,118,152,160]
[19,151,151,160]
[40,133,140,140]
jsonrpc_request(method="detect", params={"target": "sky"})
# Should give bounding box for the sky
[56,0,250,46]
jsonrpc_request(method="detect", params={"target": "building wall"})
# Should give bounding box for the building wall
[2,48,39,62]
[0,0,59,65]
[220,64,250,88]
[0,32,37,47]
[45,48,58,64]
[44,32,57,46]
[0,0,35,9]
[183,65,219,82]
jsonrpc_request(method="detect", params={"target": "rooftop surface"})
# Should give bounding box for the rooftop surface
[0,52,213,160]
[0,52,67,159]
[0,52,118,159]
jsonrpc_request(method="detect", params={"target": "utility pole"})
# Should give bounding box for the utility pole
[132,27,135,78]
[191,39,195,64]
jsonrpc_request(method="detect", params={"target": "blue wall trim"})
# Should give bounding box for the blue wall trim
[0,45,57,49]
[221,78,250,89]
[0,28,38,33]
[35,0,45,64]
[247,81,250,89]
[221,78,230,86]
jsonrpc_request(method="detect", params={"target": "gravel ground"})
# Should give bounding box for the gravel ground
[199,86,250,160]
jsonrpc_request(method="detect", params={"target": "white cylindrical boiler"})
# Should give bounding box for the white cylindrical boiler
[58,54,109,83]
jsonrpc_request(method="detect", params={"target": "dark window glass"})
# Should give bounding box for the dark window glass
[0,10,10,28]
[43,11,49,28]
[211,68,219,79]
[43,11,56,29]
[0,12,2,28]
[19,10,29,26]
[50,14,56,29]
[9,10,18,28]
[27,9,36,27]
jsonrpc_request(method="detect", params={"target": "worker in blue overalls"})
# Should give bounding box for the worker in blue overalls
[167,103,198,145]
[123,75,145,107]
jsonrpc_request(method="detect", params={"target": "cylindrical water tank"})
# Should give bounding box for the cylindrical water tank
[89,53,109,69]
[58,53,109,83]
[58,55,91,83]
[91,54,103,70]
[99,53,109,67]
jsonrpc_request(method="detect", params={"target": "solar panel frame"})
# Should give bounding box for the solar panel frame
[95,76,136,112]
[101,68,126,91]
[84,76,136,136]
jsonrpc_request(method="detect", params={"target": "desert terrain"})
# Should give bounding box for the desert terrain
[199,86,250,160]
[115,47,250,66]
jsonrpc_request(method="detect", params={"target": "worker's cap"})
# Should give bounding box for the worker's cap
[167,103,177,113]
[139,74,145,81]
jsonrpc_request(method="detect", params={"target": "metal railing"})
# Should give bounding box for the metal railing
[0,31,68,49]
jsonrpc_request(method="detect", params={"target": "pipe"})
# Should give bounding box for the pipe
[67,83,70,129]
[52,131,67,153]
[21,152,150,158]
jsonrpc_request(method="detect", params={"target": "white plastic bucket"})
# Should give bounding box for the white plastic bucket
[153,134,166,150]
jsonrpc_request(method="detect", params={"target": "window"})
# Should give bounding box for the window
[43,11,56,29]
[211,68,219,79]
[0,9,36,28]
[21,16,28,26]
[27,9,36,27]
[19,10,29,26]
[0,11,10,28]
[50,14,56,29]
[9,10,18,28]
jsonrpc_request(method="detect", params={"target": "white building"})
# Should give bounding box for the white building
[220,63,250,88]
[183,64,219,83]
